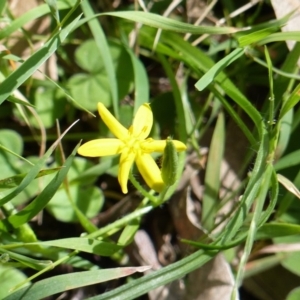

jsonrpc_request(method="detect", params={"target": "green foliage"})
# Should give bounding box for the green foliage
[68,39,133,110]
[1,1,300,299]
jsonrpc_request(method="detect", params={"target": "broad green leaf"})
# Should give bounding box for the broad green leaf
[0,266,28,299]
[74,39,127,74]
[0,130,25,186]
[0,130,23,162]
[68,73,112,110]
[12,84,67,129]
[287,287,300,300]
[47,178,103,223]
[69,40,133,111]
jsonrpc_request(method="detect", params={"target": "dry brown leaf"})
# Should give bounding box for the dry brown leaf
[277,173,300,199]
[133,230,185,300]
[271,0,300,51]
[184,254,236,300]
[255,243,300,255]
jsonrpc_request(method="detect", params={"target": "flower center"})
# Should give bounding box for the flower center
[120,133,141,155]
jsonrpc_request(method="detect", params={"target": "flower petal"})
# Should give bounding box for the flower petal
[98,103,128,139]
[78,139,124,157]
[141,139,187,153]
[118,149,135,194]
[135,152,165,192]
[132,103,153,139]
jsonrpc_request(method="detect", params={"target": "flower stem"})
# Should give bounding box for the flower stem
[129,170,158,203]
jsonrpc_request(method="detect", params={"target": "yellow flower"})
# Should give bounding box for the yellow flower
[78,103,186,194]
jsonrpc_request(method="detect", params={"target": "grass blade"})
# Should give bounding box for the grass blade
[0,14,82,105]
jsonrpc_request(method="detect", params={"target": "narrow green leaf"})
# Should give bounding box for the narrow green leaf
[273,43,300,111]
[235,164,273,290]
[88,249,217,300]
[0,1,78,40]
[276,108,293,158]
[258,32,300,45]
[0,168,61,190]
[0,144,79,231]
[202,112,225,230]
[0,121,79,208]
[210,86,256,150]
[274,149,300,171]
[0,14,82,105]
[161,138,179,186]
[0,0,6,14]
[6,238,121,256]
[265,46,275,126]
[118,219,140,246]
[81,1,119,118]
[158,54,187,143]
[280,83,300,119]
[151,30,260,143]
[195,48,244,91]
[238,26,280,47]
[103,11,239,35]
[220,123,268,243]
[258,168,279,226]
[0,249,52,271]
[125,47,149,115]
[4,267,150,300]
[256,223,300,239]
[7,95,35,107]
[45,0,60,23]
